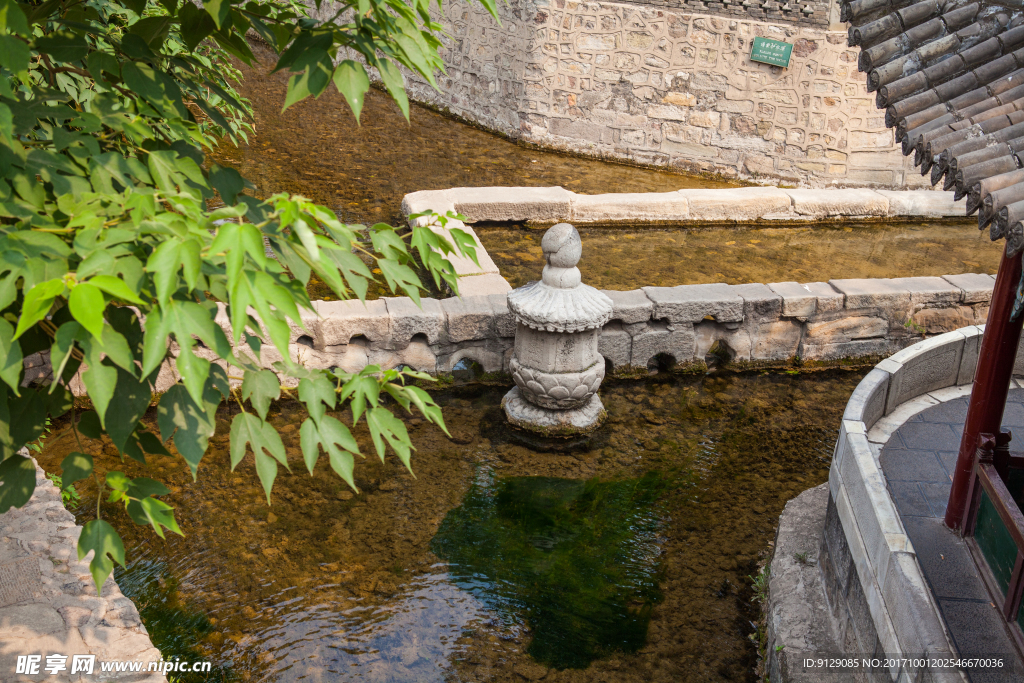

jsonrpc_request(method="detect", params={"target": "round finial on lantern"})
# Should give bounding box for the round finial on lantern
[541,223,582,289]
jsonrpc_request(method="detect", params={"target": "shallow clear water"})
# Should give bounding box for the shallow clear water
[207,43,738,229]
[38,369,865,683]
[481,221,1001,290]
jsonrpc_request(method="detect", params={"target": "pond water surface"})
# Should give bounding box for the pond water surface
[38,370,864,683]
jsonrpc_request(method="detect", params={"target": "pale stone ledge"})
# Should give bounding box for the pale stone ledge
[0,458,167,682]
[400,187,966,225]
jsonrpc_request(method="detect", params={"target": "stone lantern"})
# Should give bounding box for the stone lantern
[501,223,613,436]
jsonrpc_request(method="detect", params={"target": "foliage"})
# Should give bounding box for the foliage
[431,470,666,669]
[46,470,82,507]
[0,0,496,593]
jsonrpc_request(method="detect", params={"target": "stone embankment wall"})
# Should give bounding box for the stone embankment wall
[393,0,924,188]
[167,273,994,387]
[0,459,166,682]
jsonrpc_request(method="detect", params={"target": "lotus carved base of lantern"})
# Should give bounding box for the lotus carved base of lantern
[501,223,613,437]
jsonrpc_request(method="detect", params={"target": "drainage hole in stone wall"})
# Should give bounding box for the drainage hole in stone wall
[647,353,676,375]
[705,340,733,370]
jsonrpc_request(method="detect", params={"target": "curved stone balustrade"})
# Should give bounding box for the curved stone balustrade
[766,324,1024,681]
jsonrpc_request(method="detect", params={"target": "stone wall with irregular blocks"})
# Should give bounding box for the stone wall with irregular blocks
[628,0,832,29]
[400,0,925,188]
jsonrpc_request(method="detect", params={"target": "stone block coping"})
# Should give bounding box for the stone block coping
[401,187,965,226]
[828,325,1024,680]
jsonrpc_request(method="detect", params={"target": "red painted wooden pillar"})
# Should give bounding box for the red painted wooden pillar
[946,246,1024,531]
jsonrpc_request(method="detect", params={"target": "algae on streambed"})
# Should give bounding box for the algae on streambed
[481,221,1002,290]
[37,370,864,682]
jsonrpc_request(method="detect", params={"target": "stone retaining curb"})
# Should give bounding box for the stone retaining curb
[24,274,996,394]
[0,458,166,682]
[817,326,1019,682]
[254,274,994,381]
[402,187,964,225]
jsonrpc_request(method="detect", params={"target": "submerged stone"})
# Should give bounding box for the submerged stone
[430,470,665,669]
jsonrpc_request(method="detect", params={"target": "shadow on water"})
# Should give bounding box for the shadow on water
[431,470,666,669]
[38,369,867,682]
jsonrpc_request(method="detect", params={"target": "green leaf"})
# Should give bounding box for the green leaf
[69,282,106,339]
[156,379,220,479]
[34,30,88,63]
[127,496,182,539]
[204,0,231,30]
[43,385,72,419]
[137,430,170,457]
[8,388,45,450]
[299,415,359,487]
[88,275,143,304]
[0,0,29,36]
[209,164,244,205]
[59,452,92,491]
[105,366,151,455]
[241,369,279,420]
[179,2,216,51]
[367,406,413,471]
[0,454,35,513]
[298,374,335,425]
[126,477,170,498]
[332,60,370,123]
[119,0,147,15]
[105,470,130,492]
[107,306,144,361]
[375,58,410,120]
[0,35,30,75]
[128,16,171,49]
[77,520,124,596]
[0,318,22,392]
[76,411,101,439]
[14,279,63,339]
[49,321,81,387]
[229,412,287,503]
[80,338,117,429]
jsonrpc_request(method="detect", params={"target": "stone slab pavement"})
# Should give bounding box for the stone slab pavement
[880,390,1024,683]
[0,459,165,683]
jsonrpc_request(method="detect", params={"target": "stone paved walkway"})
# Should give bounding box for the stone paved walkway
[0,460,165,682]
[880,389,1024,683]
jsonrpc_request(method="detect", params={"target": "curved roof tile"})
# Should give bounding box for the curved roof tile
[845,0,1024,255]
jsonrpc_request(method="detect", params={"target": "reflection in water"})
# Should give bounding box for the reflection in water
[41,371,864,683]
[482,222,1002,290]
[432,471,665,669]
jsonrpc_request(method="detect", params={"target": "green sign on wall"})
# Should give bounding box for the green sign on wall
[749,37,794,68]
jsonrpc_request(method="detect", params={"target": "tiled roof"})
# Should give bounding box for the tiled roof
[844,0,1024,254]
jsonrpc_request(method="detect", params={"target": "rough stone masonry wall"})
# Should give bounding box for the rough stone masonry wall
[625,0,831,29]
[0,458,166,683]
[397,0,927,188]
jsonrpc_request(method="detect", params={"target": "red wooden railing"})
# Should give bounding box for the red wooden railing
[965,436,1024,624]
